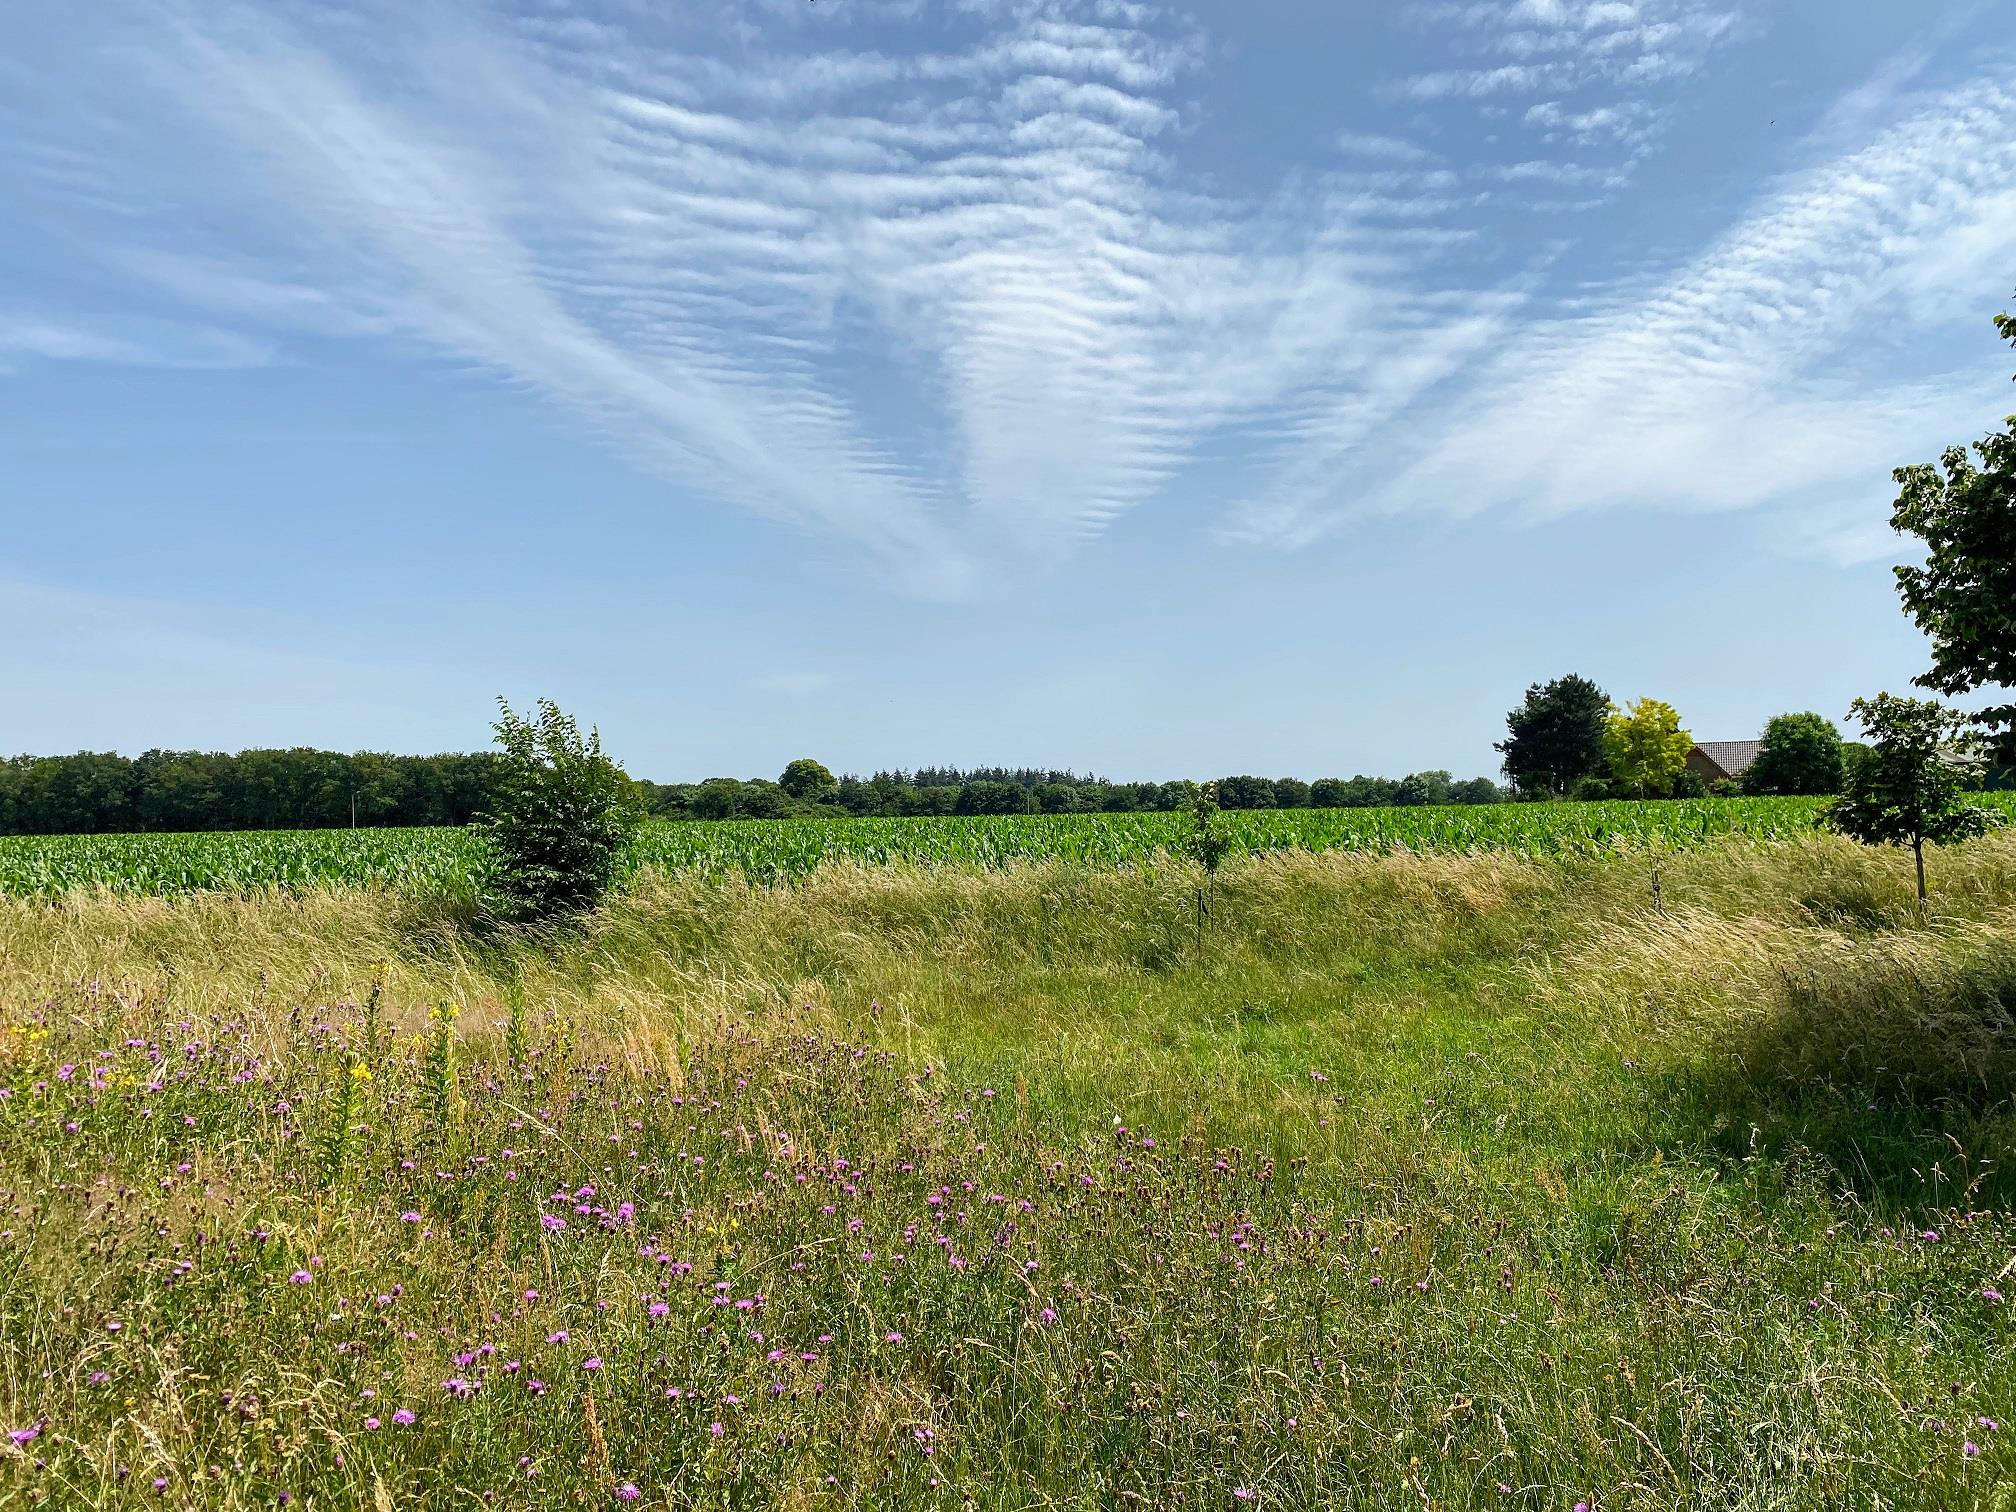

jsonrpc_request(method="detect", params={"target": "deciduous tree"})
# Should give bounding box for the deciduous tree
[1888,313,2016,759]
[1602,698,1692,798]
[1824,693,1999,906]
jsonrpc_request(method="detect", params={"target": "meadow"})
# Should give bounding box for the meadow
[3,820,2015,1509]
[14,795,2016,897]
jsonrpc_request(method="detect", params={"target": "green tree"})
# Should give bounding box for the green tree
[1602,698,1692,798]
[1270,777,1311,809]
[1394,770,1453,806]
[778,758,838,803]
[1034,782,1084,814]
[1497,675,1610,796]
[1213,775,1277,810]
[1181,781,1233,949]
[1889,354,2016,759]
[1449,776,1501,804]
[1824,693,1999,907]
[1743,712,1845,796]
[478,698,640,924]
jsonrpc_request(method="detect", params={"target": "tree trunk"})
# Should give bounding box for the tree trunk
[1913,835,1927,911]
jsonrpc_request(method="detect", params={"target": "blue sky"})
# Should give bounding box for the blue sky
[5,0,2014,783]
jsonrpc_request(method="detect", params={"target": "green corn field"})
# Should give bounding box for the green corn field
[5,794,2011,897]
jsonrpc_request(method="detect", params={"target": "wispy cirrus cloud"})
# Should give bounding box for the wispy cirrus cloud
[1227,77,2016,546]
[5,0,2011,598]
[9,0,1470,589]
[0,310,272,370]
[1400,0,1741,174]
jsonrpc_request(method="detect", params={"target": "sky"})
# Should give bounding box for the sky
[4,0,2014,784]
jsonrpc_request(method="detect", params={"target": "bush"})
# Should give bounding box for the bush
[1570,776,1612,801]
[478,699,641,924]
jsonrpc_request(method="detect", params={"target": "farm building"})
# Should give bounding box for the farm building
[1686,740,1762,785]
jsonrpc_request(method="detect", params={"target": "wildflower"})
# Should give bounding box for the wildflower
[363,1418,381,1431]
[885,1331,904,1343]
[288,1270,313,1286]
[391,1409,415,1426]
[400,1211,421,1223]
[1983,1288,2005,1303]
[582,1357,603,1372]
[1233,1492,1255,1502]
[615,1485,641,1501]
[709,1421,724,1436]
[1965,1441,1981,1458]
[8,1423,42,1448]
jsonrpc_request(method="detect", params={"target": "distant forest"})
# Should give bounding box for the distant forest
[0,749,1505,835]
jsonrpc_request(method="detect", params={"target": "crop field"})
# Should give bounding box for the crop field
[12,794,2014,897]
[4,833,2015,1509]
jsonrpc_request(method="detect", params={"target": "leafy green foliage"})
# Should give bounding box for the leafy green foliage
[0,747,503,834]
[477,699,640,923]
[1889,315,2016,758]
[1602,697,1693,798]
[1180,782,1232,874]
[1497,674,1610,796]
[1825,693,2002,903]
[777,758,838,803]
[1744,712,1846,796]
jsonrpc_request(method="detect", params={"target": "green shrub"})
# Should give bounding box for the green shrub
[477,698,640,923]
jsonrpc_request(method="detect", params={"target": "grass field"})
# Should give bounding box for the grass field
[3,828,2015,1508]
[12,794,2016,897]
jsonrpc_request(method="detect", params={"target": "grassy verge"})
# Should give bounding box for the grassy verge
[2,835,2014,1508]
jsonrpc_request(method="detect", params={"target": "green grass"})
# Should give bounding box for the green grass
[2,832,2014,1508]
[12,794,2015,897]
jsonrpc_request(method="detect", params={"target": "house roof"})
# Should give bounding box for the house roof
[1691,739,1763,777]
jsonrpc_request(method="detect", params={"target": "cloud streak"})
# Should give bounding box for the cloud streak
[7,0,2012,593]
[1229,77,2016,545]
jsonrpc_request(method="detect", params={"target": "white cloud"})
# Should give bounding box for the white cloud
[1228,79,2016,548]
[0,310,272,369]
[8,0,2010,600]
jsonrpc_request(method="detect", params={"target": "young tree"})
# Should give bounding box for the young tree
[1181,781,1233,949]
[778,758,838,803]
[479,698,641,924]
[1888,314,2016,759]
[1602,698,1693,798]
[1497,675,1609,796]
[1824,693,1999,907]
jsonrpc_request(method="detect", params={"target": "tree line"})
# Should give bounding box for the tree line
[631,764,1506,823]
[0,749,505,835]
[0,748,1510,836]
